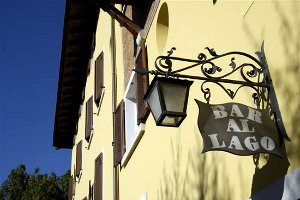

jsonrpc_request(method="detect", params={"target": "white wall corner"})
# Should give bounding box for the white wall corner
[136,29,146,47]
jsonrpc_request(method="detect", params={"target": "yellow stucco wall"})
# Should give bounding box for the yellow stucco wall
[70,1,300,199]
[71,5,125,199]
[118,1,300,200]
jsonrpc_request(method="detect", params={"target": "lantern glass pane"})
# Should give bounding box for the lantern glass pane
[161,116,183,126]
[146,84,162,122]
[160,82,187,113]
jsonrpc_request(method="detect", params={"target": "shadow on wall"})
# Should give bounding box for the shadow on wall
[156,1,299,199]
[157,127,233,200]
[243,0,300,166]
[243,0,300,198]
[272,0,300,167]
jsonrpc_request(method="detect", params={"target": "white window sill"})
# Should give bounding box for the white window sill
[77,171,82,184]
[97,88,105,116]
[121,123,145,167]
[85,130,94,150]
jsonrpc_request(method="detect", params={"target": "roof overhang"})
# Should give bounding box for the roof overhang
[53,0,140,149]
[53,0,99,149]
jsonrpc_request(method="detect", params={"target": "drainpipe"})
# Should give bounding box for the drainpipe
[111,12,116,112]
[111,16,118,200]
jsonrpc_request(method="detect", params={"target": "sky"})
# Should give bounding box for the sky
[0,0,71,183]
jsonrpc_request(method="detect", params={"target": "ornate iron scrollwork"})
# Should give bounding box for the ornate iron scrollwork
[154,45,266,105]
[133,42,290,143]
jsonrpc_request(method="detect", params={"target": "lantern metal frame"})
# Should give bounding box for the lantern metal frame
[144,76,193,127]
[133,42,289,143]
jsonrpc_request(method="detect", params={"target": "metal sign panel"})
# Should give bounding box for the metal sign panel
[195,99,282,157]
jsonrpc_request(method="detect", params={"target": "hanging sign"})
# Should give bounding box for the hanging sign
[195,99,282,157]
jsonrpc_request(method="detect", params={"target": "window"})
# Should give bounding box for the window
[135,46,150,124]
[94,153,103,200]
[76,140,82,178]
[85,96,93,142]
[120,46,149,166]
[73,134,76,147]
[73,165,76,198]
[87,32,96,75]
[68,175,73,200]
[156,3,169,53]
[121,72,145,166]
[113,100,125,167]
[79,88,85,118]
[95,51,104,107]
[88,180,93,200]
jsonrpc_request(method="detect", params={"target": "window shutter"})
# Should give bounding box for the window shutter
[85,96,93,141]
[79,88,85,118]
[82,88,86,102]
[95,52,104,106]
[91,32,96,58]
[87,34,95,75]
[68,175,73,200]
[73,166,76,194]
[94,153,103,200]
[76,141,82,177]
[88,180,93,200]
[113,100,125,167]
[135,46,150,125]
[89,181,91,199]
[79,87,85,118]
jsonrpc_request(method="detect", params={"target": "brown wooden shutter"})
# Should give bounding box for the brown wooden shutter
[85,96,93,141]
[82,88,86,102]
[87,34,95,75]
[91,32,96,58]
[95,52,104,106]
[79,88,85,118]
[88,180,93,200]
[68,175,73,200]
[135,46,150,125]
[73,166,76,194]
[76,140,82,177]
[94,153,103,200]
[113,100,125,167]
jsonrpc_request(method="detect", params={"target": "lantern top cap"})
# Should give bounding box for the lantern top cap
[144,76,194,100]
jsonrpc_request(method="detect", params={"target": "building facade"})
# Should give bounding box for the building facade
[53,0,300,199]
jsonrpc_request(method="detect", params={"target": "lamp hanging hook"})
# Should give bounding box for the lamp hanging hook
[204,89,211,104]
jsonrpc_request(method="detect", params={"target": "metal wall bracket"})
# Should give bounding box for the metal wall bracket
[133,42,290,144]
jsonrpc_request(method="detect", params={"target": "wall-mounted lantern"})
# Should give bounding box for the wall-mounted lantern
[134,43,290,144]
[144,77,193,127]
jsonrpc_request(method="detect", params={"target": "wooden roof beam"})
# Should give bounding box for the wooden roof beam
[98,1,142,37]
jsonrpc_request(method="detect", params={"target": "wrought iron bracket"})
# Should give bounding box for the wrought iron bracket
[133,42,290,144]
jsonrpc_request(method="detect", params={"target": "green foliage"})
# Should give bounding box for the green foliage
[0,164,70,200]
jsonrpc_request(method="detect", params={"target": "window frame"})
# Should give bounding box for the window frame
[76,140,83,182]
[135,46,150,125]
[121,72,146,167]
[88,180,93,200]
[68,175,74,200]
[94,51,105,108]
[94,150,104,200]
[85,96,94,144]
